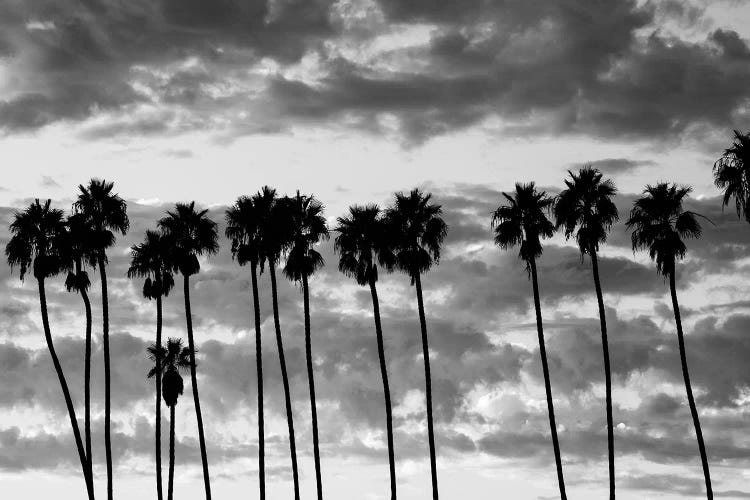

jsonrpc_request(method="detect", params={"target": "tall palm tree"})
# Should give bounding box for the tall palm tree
[626,183,712,499]
[158,202,218,500]
[148,338,192,500]
[384,188,447,500]
[554,167,618,499]
[334,204,397,499]
[714,130,750,221]
[283,191,330,500]
[74,179,129,500]
[6,199,95,500]
[253,186,300,500]
[128,230,176,500]
[225,196,267,499]
[492,183,566,499]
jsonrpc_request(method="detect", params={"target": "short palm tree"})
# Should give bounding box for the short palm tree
[714,129,750,221]
[384,188,447,500]
[626,183,712,499]
[334,204,397,499]
[492,183,566,499]
[128,230,176,500]
[6,200,95,500]
[554,167,618,499]
[283,191,330,500]
[158,202,218,500]
[148,338,192,500]
[74,178,129,500]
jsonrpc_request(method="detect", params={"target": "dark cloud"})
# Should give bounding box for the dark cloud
[580,158,655,175]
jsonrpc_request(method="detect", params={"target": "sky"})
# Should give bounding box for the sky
[1,0,750,499]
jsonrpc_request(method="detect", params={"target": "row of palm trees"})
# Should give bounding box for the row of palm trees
[5,131,749,500]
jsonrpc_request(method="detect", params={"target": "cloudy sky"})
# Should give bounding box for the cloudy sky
[1,0,750,498]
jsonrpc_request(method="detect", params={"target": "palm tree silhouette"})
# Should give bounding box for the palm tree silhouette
[128,230,176,500]
[225,196,267,499]
[74,178,129,500]
[283,191,330,500]
[148,338,192,500]
[626,183,713,499]
[6,199,95,500]
[714,130,750,221]
[492,182,567,499]
[554,167,618,499]
[334,204,397,499]
[158,202,218,500]
[384,188,447,500]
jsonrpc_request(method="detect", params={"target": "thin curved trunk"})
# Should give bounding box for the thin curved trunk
[77,260,93,477]
[669,269,712,499]
[98,256,113,500]
[414,273,438,500]
[183,275,212,500]
[591,251,615,499]
[369,277,397,500]
[529,259,567,499]
[269,262,300,500]
[303,274,323,500]
[38,277,95,500]
[155,294,164,500]
[168,405,175,500]
[250,262,265,500]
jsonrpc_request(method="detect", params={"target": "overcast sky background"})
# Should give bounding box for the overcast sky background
[1,0,750,499]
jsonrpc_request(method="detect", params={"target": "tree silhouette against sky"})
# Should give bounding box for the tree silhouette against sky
[714,130,750,222]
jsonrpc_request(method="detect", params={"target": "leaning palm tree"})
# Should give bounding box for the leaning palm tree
[334,204,397,499]
[714,130,750,222]
[384,188,447,500]
[158,202,218,500]
[554,167,618,499]
[128,230,176,500]
[626,183,712,499]
[283,191,330,500]
[225,196,267,499]
[74,178,129,500]
[492,183,566,499]
[148,338,192,500]
[6,200,95,500]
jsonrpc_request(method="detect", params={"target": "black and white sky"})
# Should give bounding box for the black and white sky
[1,0,750,499]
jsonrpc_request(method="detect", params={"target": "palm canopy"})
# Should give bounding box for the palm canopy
[6,199,67,281]
[252,186,289,269]
[73,179,129,257]
[148,338,192,407]
[384,188,447,283]
[554,167,618,255]
[225,196,262,268]
[714,129,750,221]
[625,183,702,277]
[334,204,394,286]
[128,230,176,300]
[492,182,555,270]
[61,213,99,293]
[158,202,219,276]
[283,191,330,283]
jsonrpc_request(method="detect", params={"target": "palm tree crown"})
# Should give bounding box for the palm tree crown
[283,191,330,283]
[714,129,750,221]
[334,204,394,286]
[252,186,290,268]
[61,213,98,294]
[73,178,129,255]
[128,230,176,300]
[158,202,219,276]
[225,196,263,268]
[148,338,192,407]
[6,199,66,280]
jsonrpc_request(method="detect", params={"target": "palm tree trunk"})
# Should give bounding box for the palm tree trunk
[529,259,567,500]
[303,274,323,500]
[182,275,212,500]
[168,405,175,500]
[77,260,93,478]
[250,262,265,500]
[98,255,113,500]
[590,251,615,500]
[369,276,397,500]
[38,277,95,500]
[414,273,438,500]
[155,294,164,500]
[669,270,713,499]
[269,262,300,500]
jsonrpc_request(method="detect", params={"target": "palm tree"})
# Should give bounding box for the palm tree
[74,179,129,500]
[148,338,192,500]
[334,204,397,499]
[492,183,566,499]
[283,191,330,500]
[6,200,95,500]
[554,167,618,499]
[253,186,300,500]
[626,183,712,499]
[225,196,267,499]
[158,202,218,500]
[714,130,750,221]
[128,230,176,500]
[384,188,447,500]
